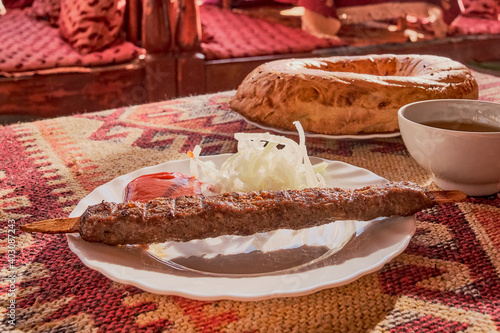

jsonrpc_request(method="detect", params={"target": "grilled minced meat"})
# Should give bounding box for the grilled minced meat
[79,181,434,245]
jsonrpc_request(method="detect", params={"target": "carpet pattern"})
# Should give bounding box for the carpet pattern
[1,70,500,332]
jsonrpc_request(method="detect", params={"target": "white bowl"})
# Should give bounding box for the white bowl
[398,99,500,196]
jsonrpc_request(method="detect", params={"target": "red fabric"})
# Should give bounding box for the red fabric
[298,0,462,24]
[449,14,500,35]
[2,0,33,8]
[1,71,500,332]
[335,0,445,7]
[29,0,60,26]
[58,0,126,54]
[449,0,500,35]
[200,4,345,60]
[460,0,499,18]
[0,9,143,73]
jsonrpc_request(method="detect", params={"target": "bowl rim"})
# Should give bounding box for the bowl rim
[398,99,500,134]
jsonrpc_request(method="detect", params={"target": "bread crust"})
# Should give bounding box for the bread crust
[230,54,479,135]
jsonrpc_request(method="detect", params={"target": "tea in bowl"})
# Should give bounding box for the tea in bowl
[398,99,500,196]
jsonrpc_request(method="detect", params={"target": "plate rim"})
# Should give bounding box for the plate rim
[240,116,401,140]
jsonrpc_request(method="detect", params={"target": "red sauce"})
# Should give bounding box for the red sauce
[124,172,206,202]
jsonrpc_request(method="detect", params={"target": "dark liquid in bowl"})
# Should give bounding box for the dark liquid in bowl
[421,120,500,132]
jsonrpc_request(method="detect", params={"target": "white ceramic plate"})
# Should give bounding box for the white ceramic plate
[67,155,415,301]
[242,117,401,140]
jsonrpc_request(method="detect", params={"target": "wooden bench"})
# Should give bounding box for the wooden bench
[1,0,499,121]
[0,0,178,119]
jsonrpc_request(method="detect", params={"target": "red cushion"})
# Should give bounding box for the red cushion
[58,0,126,54]
[0,9,143,73]
[29,0,60,26]
[449,0,500,35]
[449,15,500,35]
[2,0,33,8]
[460,0,499,18]
[200,4,345,60]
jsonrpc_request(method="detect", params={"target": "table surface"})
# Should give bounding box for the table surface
[1,69,500,332]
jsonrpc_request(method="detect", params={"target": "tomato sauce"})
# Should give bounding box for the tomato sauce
[124,172,206,202]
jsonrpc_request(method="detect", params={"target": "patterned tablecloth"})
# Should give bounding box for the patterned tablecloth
[1,69,500,332]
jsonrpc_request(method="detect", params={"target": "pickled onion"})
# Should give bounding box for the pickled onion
[189,121,328,193]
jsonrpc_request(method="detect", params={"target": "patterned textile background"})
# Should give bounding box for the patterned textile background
[1,69,500,332]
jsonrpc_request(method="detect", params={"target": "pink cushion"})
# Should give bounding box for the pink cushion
[0,9,143,73]
[2,0,33,8]
[58,0,126,54]
[29,0,60,26]
[200,4,345,60]
[449,0,500,35]
[449,15,500,35]
[460,0,499,18]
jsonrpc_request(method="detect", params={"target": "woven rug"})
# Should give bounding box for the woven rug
[1,70,500,332]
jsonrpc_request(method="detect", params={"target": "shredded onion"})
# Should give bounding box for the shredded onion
[189,121,328,193]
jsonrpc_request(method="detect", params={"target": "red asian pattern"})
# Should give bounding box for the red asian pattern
[1,83,500,332]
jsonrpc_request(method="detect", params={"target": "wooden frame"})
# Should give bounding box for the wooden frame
[2,0,500,120]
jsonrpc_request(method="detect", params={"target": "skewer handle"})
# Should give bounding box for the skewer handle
[429,190,467,204]
[20,217,80,234]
